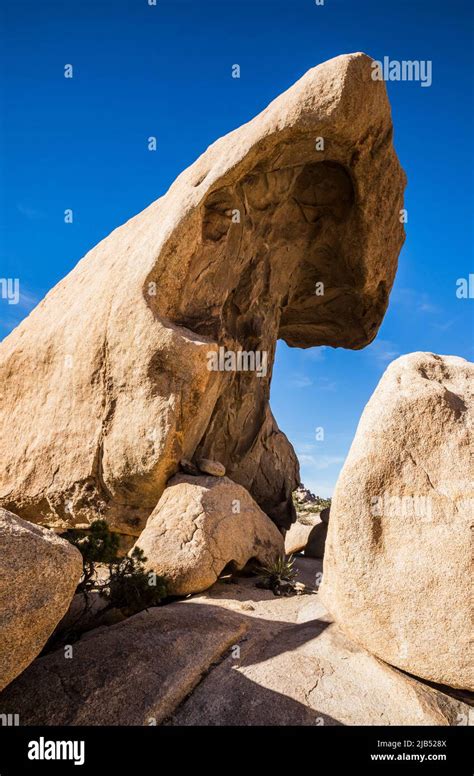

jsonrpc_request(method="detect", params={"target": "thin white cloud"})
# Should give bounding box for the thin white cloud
[298,452,346,497]
[392,287,441,315]
[418,300,438,314]
[298,453,345,470]
[313,376,337,391]
[288,374,312,388]
[432,318,456,332]
[301,478,334,498]
[367,338,400,366]
[296,443,317,453]
[19,289,40,311]
[288,373,336,390]
[303,346,327,362]
[0,286,41,339]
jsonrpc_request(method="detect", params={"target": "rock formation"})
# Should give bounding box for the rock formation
[319,506,330,524]
[196,458,226,477]
[285,486,330,554]
[0,52,405,538]
[284,519,315,554]
[170,597,470,727]
[292,484,320,506]
[305,521,328,558]
[134,474,285,595]
[0,508,82,691]
[321,353,474,690]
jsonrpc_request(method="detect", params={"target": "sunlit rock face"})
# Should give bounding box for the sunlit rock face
[0,53,405,535]
[321,353,474,690]
[0,508,82,692]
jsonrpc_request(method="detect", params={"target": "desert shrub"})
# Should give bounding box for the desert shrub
[62,519,120,595]
[257,555,298,596]
[104,546,167,616]
[301,503,325,515]
[62,520,167,615]
[316,497,332,510]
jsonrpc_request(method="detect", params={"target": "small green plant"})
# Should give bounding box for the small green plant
[62,519,167,617]
[62,519,120,595]
[256,555,298,596]
[301,503,330,515]
[105,546,167,616]
[43,520,167,655]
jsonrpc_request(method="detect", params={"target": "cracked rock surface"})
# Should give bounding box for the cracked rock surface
[0,601,249,725]
[167,559,471,726]
[321,352,474,690]
[133,473,285,595]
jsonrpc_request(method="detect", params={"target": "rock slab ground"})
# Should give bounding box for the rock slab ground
[0,558,470,726]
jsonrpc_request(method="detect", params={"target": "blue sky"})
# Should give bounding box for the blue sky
[1,0,473,496]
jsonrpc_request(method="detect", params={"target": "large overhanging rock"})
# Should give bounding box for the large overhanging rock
[0,52,405,536]
[0,508,82,691]
[320,353,474,690]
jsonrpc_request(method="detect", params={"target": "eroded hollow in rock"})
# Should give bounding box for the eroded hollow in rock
[169,161,357,344]
[147,161,370,529]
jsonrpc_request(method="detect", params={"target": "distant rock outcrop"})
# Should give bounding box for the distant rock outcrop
[285,485,331,555]
[0,53,405,537]
[321,353,474,690]
[293,485,319,505]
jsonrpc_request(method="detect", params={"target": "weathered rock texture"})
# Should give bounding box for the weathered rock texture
[0,603,248,725]
[197,458,225,477]
[0,53,405,535]
[134,474,285,595]
[1,559,469,726]
[170,598,470,727]
[321,353,474,690]
[319,506,330,524]
[0,508,82,691]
